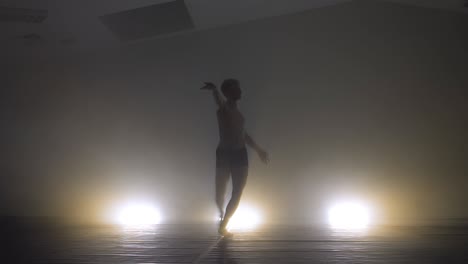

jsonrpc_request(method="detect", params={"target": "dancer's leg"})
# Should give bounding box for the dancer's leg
[215,167,230,220]
[220,166,248,229]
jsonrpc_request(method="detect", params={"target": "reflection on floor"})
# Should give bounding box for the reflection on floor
[3,220,468,263]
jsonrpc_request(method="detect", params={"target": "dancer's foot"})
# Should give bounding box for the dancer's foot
[218,218,233,237]
[218,226,234,237]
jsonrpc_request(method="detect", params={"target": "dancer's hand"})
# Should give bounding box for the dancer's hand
[200,82,216,90]
[257,149,270,164]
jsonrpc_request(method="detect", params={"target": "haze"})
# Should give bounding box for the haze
[1,0,467,226]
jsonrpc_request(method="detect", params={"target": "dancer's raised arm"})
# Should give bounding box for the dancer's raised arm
[200,82,225,108]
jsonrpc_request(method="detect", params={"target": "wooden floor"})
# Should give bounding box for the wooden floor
[4,222,468,263]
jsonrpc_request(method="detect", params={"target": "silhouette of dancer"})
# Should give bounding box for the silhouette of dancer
[201,79,269,236]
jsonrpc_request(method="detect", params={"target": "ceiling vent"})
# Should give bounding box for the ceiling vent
[99,0,194,41]
[0,6,47,23]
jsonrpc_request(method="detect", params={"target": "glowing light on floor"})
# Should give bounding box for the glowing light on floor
[328,201,370,231]
[117,203,161,227]
[226,205,262,231]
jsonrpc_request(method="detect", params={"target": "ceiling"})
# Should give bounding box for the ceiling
[0,0,466,60]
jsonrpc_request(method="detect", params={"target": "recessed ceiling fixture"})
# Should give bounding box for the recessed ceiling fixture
[16,33,43,46]
[19,33,41,40]
[0,6,47,23]
[99,0,194,42]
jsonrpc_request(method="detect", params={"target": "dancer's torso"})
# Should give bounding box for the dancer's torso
[217,104,245,149]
